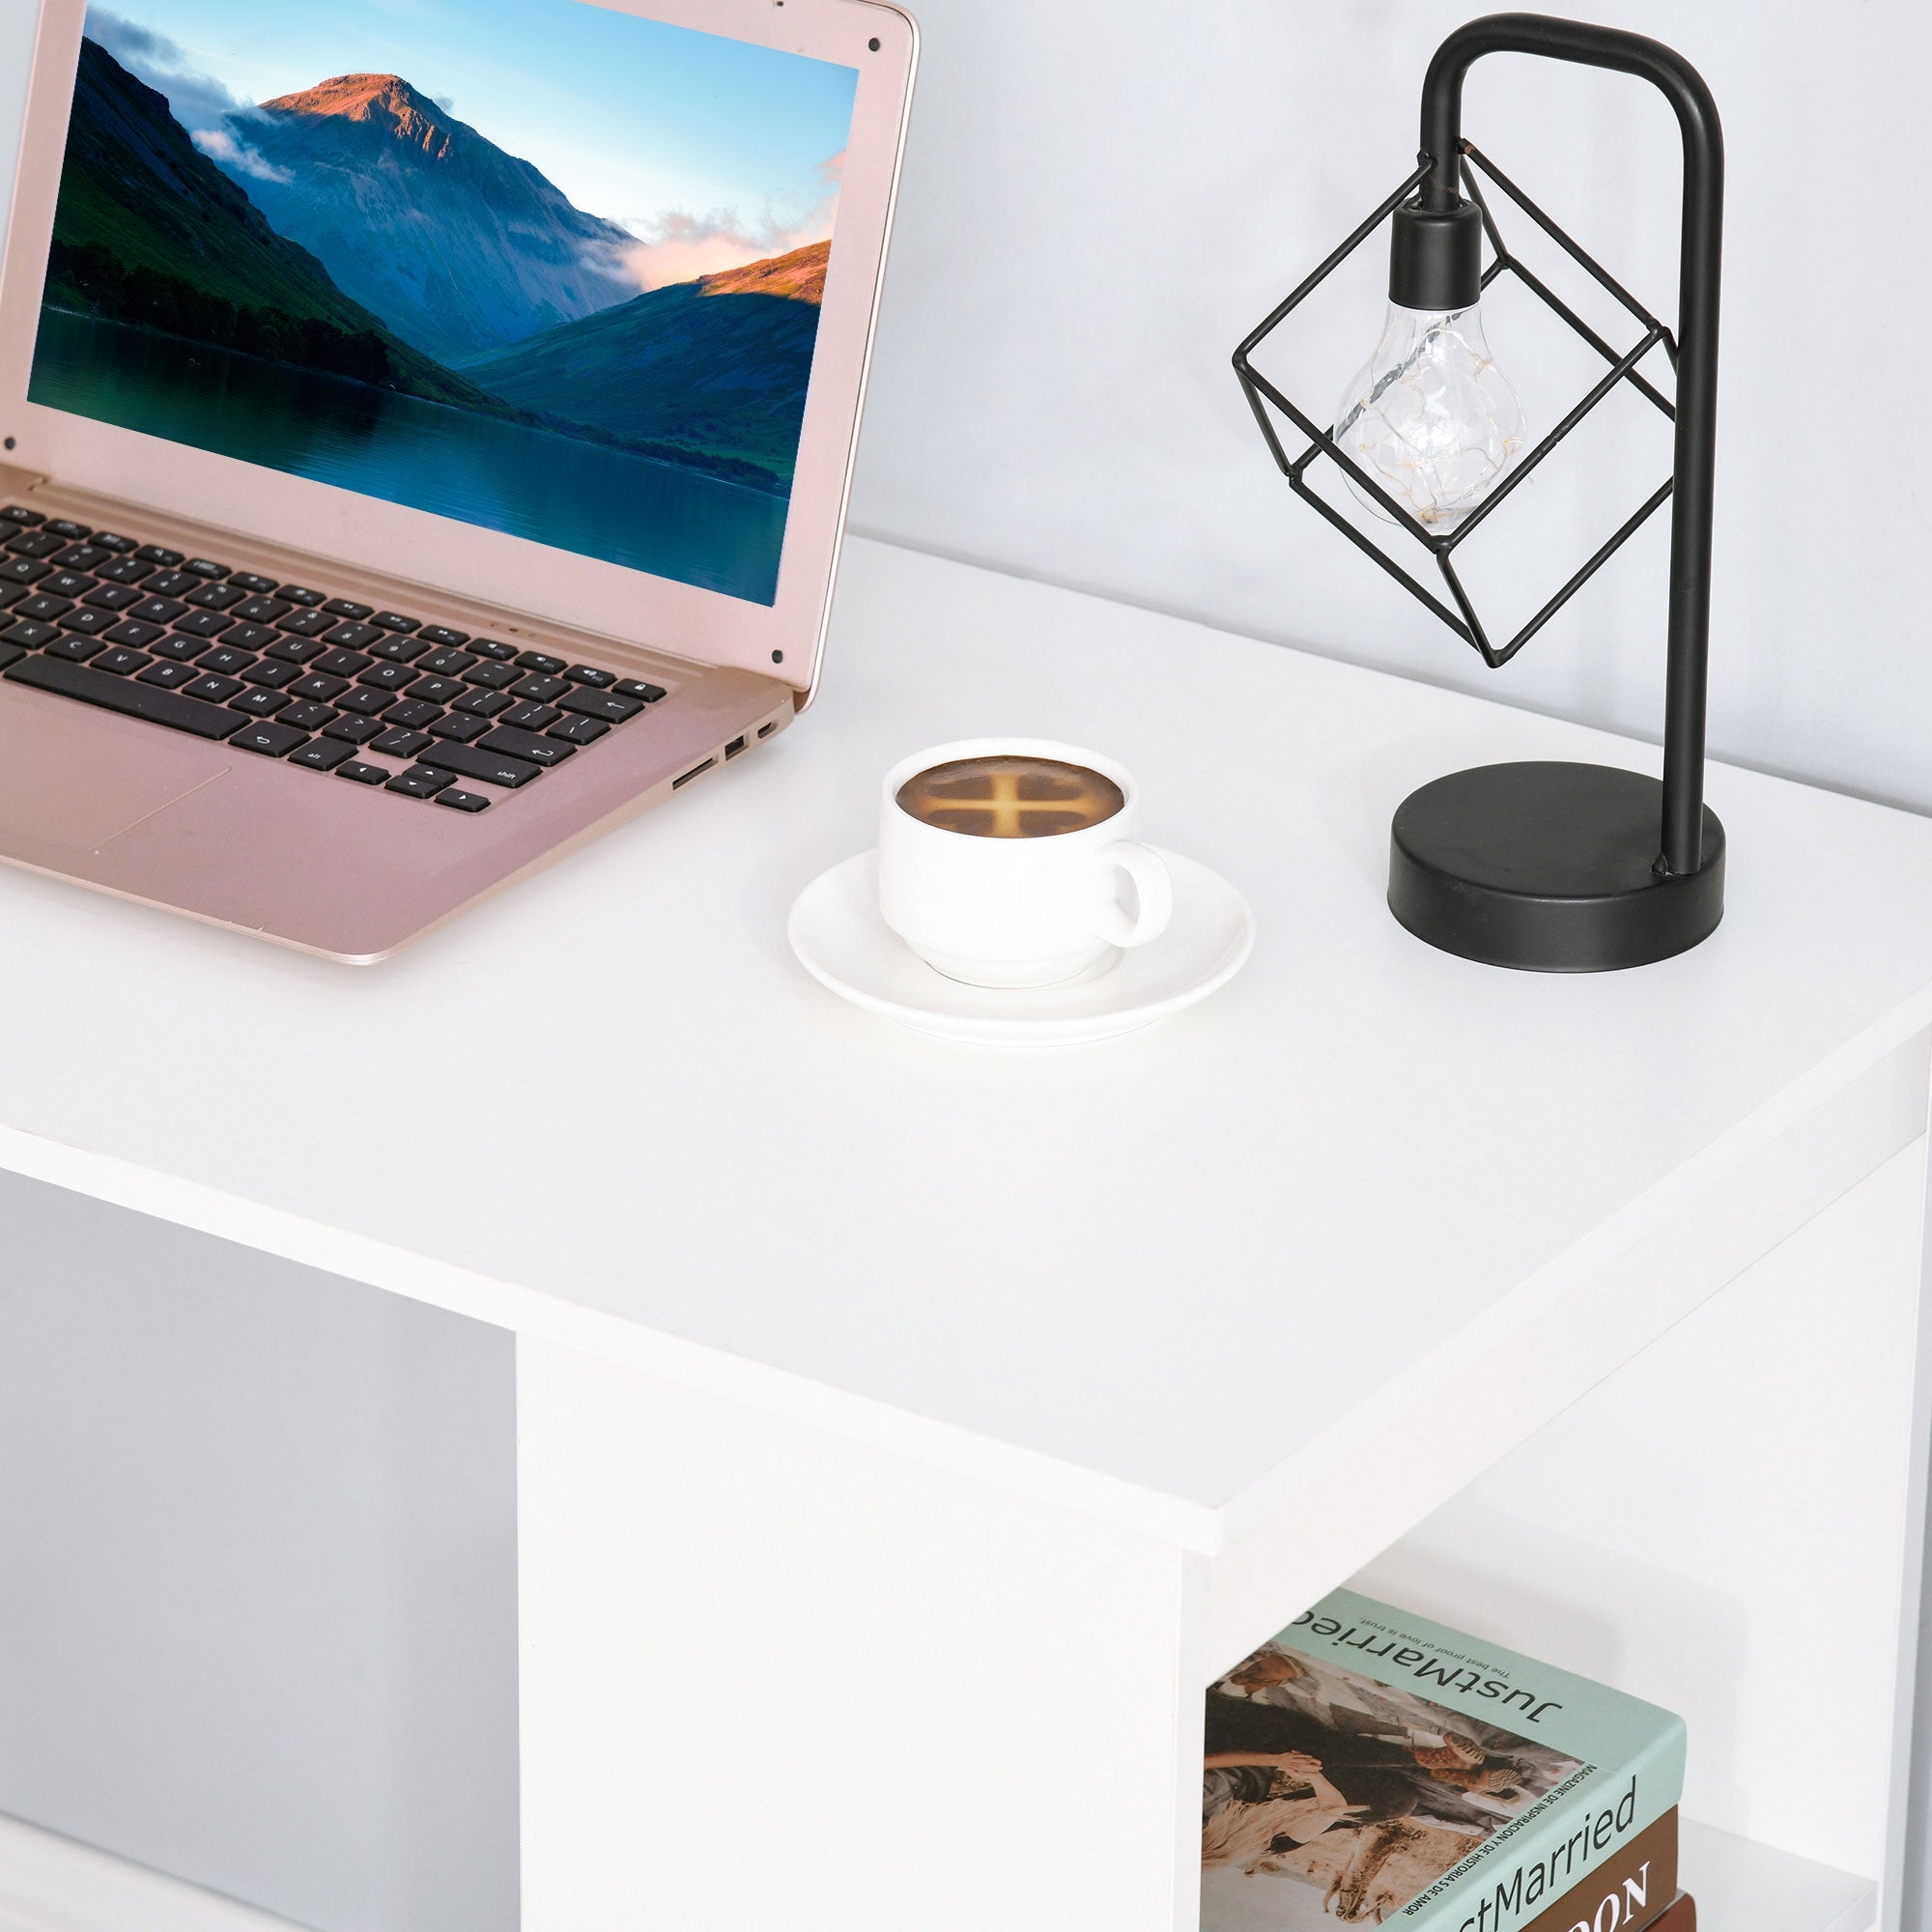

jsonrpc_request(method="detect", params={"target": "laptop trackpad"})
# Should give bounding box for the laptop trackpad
[0,700,229,852]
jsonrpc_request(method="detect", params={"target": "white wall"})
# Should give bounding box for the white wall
[0,1170,521,1932]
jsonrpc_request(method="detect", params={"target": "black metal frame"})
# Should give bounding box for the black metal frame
[1232,12,1724,882]
[1232,144,1675,672]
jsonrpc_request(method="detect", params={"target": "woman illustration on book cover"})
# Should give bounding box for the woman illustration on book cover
[1202,1644,1577,1921]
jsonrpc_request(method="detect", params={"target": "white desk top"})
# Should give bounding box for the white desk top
[7,537,1932,1547]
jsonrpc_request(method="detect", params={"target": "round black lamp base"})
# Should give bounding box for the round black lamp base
[1388,761,1725,973]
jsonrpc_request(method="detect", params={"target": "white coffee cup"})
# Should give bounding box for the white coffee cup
[877,738,1174,987]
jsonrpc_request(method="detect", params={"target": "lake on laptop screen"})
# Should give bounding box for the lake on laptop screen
[27,0,860,605]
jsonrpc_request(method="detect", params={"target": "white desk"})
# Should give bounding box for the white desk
[2,536,1927,1932]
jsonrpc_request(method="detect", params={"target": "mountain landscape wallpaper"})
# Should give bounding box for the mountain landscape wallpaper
[28,0,860,603]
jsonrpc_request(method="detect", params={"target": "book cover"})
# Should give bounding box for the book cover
[1202,1589,1686,1931]
[1644,1899,1693,1932]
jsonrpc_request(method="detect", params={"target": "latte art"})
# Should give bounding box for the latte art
[896,754,1125,838]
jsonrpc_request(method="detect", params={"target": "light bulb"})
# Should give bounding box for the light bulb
[1332,300,1526,530]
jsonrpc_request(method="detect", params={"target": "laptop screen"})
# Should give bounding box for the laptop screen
[25,2,860,607]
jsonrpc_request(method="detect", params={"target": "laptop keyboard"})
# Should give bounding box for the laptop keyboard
[0,504,669,814]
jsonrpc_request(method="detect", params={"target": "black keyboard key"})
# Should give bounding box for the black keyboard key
[501,701,560,731]
[479,724,575,768]
[434,787,491,813]
[7,530,65,558]
[383,697,440,729]
[134,543,182,565]
[334,686,393,717]
[42,519,91,540]
[92,647,151,676]
[278,584,326,607]
[175,610,236,639]
[291,671,348,701]
[223,623,280,652]
[196,644,256,674]
[182,557,229,578]
[104,618,165,649]
[417,647,473,677]
[386,765,452,799]
[150,634,206,662]
[9,651,246,739]
[187,581,246,611]
[0,557,48,586]
[90,532,136,554]
[236,597,290,625]
[336,760,389,785]
[565,665,615,687]
[469,638,516,661]
[514,651,565,674]
[429,710,489,743]
[419,741,542,788]
[290,737,353,771]
[55,544,109,572]
[144,570,198,598]
[1,618,59,648]
[455,688,514,718]
[372,726,432,759]
[138,661,197,690]
[267,636,328,666]
[0,506,44,525]
[323,598,373,620]
[613,679,668,702]
[0,583,26,610]
[15,593,72,621]
[227,573,278,595]
[409,674,464,704]
[324,621,383,651]
[417,625,469,648]
[242,660,297,689]
[369,633,429,664]
[371,611,419,633]
[464,661,520,691]
[81,583,143,611]
[356,660,415,692]
[315,647,371,676]
[58,608,119,637]
[97,555,155,584]
[557,687,644,724]
[512,673,566,702]
[231,721,308,757]
[228,688,290,718]
[549,715,611,747]
[131,596,188,625]
[41,570,97,599]
[280,700,336,731]
[322,716,384,746]
[276,609,335,639]
[45,634,105,661]
[0,643,24,672]
[185,673,242,702]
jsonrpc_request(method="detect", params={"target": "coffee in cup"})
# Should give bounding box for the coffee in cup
[895,754,1125,839]
[877,739,1173,988]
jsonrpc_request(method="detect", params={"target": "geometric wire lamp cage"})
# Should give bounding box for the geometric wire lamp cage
[1234,12,1725,972]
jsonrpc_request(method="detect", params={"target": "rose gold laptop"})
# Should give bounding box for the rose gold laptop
[0,0,914,960]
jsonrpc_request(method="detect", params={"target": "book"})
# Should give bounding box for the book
[1645,1898,1694,1932]
[1202,1588,1686,1932]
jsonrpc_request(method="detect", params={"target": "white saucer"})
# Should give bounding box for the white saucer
[787,848,1255,1046]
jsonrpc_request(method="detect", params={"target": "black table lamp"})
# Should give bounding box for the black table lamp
[1234,14,1725,972]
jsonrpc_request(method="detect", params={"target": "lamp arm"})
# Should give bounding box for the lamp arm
[1419,13,1723,877]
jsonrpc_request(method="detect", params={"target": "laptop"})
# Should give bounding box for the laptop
[0,0,914,959]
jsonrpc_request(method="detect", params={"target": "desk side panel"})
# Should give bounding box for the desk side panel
[517,1337,1199,1932]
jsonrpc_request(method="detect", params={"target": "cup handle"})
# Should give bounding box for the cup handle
[1094,841,1174,950]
